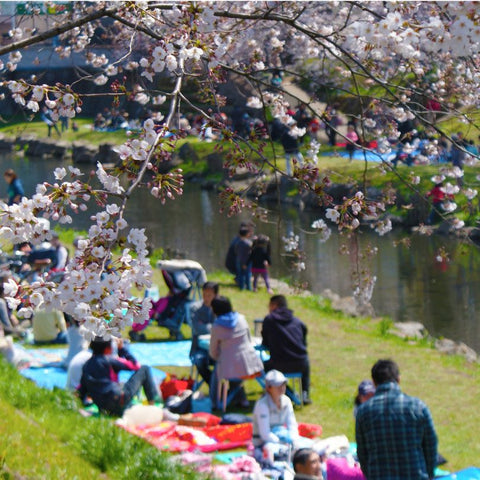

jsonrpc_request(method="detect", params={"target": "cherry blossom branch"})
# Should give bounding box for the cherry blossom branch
[0,5,119,57]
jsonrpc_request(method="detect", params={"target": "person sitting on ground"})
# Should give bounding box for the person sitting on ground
[262,295,311,404]
[353,380,375,417]
[78,336,161,415]
[189,281,219,386]
[252,369,299,463]
[32,307,68,345]
[293,448,324,480]
[209,296,263,410]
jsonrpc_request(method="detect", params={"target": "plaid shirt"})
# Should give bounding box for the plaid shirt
[355,382,437,480]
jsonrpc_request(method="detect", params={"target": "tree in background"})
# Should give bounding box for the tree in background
[0,2,479,336]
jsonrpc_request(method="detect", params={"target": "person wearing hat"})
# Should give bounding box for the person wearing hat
[353,380,375,417]
[252,369,299,463]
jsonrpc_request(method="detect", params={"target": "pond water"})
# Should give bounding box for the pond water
[3,154,480,353]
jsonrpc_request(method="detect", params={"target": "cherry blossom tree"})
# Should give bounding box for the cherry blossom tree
[1,1,479,336]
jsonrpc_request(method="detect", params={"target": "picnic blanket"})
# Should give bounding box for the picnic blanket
[437,467,480,479]
[21,365,167,390]
[17,340,192,368]
[119,417,252,453]
[336,149,397,162]
[119,416,323,454]
[17,341,190,390]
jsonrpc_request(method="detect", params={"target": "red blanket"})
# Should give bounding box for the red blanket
[118,414,322,453]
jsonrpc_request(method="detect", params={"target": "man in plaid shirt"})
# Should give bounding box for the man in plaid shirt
[355,359,438,480]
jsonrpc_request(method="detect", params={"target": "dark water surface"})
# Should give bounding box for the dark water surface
[3,155,480,352]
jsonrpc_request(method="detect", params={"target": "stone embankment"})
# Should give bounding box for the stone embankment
[0,133,120,165]
[321,288,478,363]
[2,134,479,243]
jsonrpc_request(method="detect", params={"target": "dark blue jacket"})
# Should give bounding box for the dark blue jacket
[79,347,139,413]
[262,307,308,363]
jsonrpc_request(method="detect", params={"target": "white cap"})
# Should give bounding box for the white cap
[265,369,287,387]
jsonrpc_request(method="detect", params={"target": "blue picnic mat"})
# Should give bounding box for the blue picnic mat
[436,467,480,479]
[128,341,192,367]
[18,340,192,368]
[21,366,166,391]
[18,340,191,390]
[336,149,398,162]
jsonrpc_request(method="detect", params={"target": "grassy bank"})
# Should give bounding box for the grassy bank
[158,271,480,472]
[1,267,479,476]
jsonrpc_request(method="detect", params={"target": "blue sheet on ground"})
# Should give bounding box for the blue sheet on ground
[437,467,480,479]
[128,341,192,367]
[336,150,397,162]
[19,340,192,390]
[19,340,192,368]
[21,366,166,391]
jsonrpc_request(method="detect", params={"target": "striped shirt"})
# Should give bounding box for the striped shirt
[355,382,437,480]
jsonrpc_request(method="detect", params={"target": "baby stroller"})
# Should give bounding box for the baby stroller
[129,259,207,341]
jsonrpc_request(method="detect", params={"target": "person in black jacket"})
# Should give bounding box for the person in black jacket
[261,295,311,404]
[79,337,161,416]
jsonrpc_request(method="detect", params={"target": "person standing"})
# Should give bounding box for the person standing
[250,234,273,294]
[40,107,61,137]
[345,124,359,161]
[3,169,25,205]
[280,118,304,176]
[355,359,438,480]
[234,226,253,291]
[262,295,311,404]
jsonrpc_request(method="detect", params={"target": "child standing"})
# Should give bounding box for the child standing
[345,124,359,161]
[250,234,273,294]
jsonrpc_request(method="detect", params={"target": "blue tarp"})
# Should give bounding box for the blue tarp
[21,366,166,391]
[18,340,192,368]
[336,149,397,162]
[437,467,480,479]
[18,340,192,390]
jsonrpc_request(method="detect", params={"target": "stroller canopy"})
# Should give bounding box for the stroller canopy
[156,259,207,296]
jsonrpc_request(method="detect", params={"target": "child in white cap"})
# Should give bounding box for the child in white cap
[252,369,299,465]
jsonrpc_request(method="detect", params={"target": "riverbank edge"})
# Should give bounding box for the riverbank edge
[268,277,479,363]
[2,130,478,241]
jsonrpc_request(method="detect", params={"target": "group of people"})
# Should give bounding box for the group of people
[92,108,140,131]
[225,222,273,293]
[189,281,311,409]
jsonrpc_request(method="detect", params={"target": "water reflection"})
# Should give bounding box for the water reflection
[1,155,480,352]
